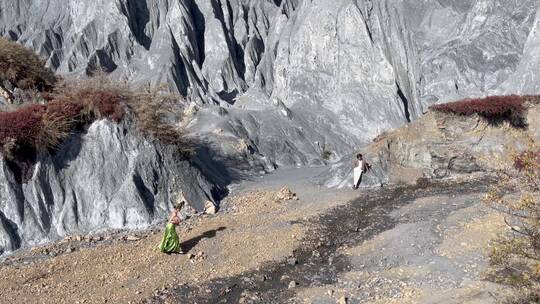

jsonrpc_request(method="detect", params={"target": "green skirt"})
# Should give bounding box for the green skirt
[158,223,181,253]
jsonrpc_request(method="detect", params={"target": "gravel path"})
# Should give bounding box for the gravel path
[0,169,507,304]
[148,176,508,304]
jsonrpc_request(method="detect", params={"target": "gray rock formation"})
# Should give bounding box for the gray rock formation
[0,118,225,254]
[2,0,539,168]
[317,103,540,188]
[1,0,540,253]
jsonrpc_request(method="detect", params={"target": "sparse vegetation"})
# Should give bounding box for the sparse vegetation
[0,75,195,182]
[129,88,196,158]
[0,79,128,157]
[0,37,56,91]
[484,140,540,302]
[321,150,332,161]
[372,131,389,143]
[430,95,527,127]
[52,78,126,122]
[0,37,197,180]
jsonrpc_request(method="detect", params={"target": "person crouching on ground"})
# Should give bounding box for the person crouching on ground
[158,201,184,254]
[353,153,372,190]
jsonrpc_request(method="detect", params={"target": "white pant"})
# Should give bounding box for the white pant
[353,167,363,187]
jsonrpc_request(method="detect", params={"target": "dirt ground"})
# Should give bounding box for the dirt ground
[0,168,356,304]
[0,169,510,304]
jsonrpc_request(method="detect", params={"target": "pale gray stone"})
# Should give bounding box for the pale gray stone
[1,0,538,168]
[0,119,225,254]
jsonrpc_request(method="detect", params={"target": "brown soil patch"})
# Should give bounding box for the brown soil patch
[0,188,345,304]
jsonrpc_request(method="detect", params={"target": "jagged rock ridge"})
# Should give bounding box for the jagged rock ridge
[1,0,540,254]
[2,0,539,166]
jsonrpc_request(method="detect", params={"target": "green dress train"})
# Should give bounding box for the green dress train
[158,222,181,253]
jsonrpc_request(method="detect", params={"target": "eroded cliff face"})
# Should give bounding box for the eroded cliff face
[2,0,538,166]
[1,0,539,255]
[317,101,540,189]
[0,119,225,254]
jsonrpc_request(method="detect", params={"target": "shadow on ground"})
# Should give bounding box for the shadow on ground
[181,227,227,253]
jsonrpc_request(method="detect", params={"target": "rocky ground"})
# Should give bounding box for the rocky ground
[0,168,511,304]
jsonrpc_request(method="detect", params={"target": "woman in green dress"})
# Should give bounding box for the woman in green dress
[158,201,184,254]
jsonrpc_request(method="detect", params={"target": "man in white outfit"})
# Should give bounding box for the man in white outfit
[353,153,371,190]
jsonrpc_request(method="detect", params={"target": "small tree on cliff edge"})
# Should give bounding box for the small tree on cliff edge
[484,139,540,303]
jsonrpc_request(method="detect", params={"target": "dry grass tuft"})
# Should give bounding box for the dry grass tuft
[0,37,56,91]
[129,88,196,158]
[484,140,540,301]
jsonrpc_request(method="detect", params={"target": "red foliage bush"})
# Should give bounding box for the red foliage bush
[0,87,127,155]
[0,104,46,148]
[0,78,129,183]
[430,95,526,127]
[82,90,125,122]
[53,88,126,122]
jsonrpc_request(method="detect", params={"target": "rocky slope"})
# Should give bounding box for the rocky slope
[0,118,226,255]
[319,98,540,188]
[0,172,506,304]
[1,0,540,255]
[2,0,539,167]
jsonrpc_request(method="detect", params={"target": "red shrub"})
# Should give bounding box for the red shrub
[83,90,125,122]
[0,104,46,147]
[46,100,84,123]
[53,88,126,122]
[0,79,129,182]
[430,95,526,127]
[0,88,126,154]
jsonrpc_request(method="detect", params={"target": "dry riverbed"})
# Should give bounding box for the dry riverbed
[0,169,510,304]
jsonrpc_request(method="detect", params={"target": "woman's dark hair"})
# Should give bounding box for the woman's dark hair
[174,201,185,210]
[356,153,363,159]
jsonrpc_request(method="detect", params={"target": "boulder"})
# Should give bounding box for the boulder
[277,187,298,201]
[204,201,217,215]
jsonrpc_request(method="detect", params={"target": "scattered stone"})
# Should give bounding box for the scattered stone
[288,281,298,289]
[277,187,299,201]
[204,201,217,215]
[337,296,348,304]
[183,102,199,118]
[287,257,298,266]
[126,235,140,241]
[235,139,255,154]
[75,235,83,242]
[327,289,334,296]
